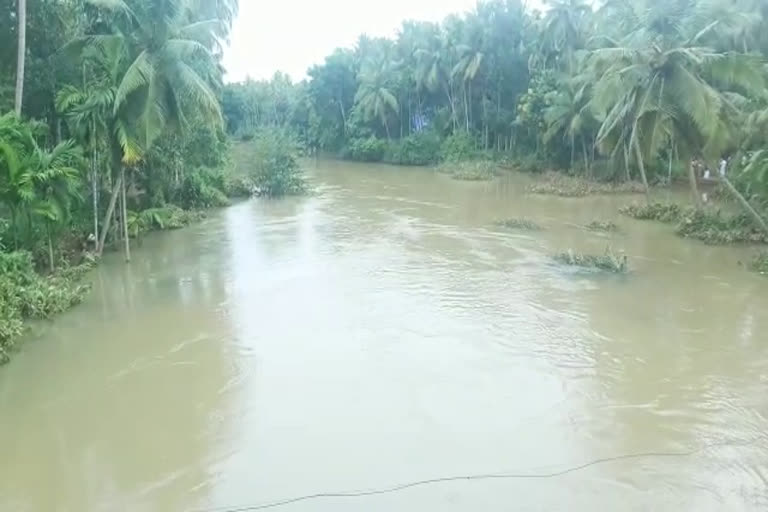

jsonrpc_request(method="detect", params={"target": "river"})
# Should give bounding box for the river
[1,159,767,511]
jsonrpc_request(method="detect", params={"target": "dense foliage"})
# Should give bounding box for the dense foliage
[221,0,768,230]
[1,0,240,359]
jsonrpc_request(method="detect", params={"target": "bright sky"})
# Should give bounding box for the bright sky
[223,0,542,83]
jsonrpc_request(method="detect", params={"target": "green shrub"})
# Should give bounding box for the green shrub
[553,247,629,273]
[224,175,255,198]
[440,133,477,162]
[342,136,387,162]
[384,132,441,165]
[1,251,92,363]
[249,130,307,197]
[180,168,231,209]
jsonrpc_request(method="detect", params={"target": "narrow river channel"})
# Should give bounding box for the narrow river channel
[1,159,767,511]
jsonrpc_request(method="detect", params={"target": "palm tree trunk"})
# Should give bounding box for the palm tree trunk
[14,0,26,115]
[633,136,650,199]
[688,159,702,208]
[97,171,123,255]
[47,222,54,273]
[121,167,131,262]
[464,84,470,132]
[720,175,768,237]
[581,137,590,177]
[92,159,99,245]
[383,115,391,140]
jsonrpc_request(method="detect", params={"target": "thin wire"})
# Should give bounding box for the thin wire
[194,435,766,512]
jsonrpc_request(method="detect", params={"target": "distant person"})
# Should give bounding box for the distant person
[719,158,727,177]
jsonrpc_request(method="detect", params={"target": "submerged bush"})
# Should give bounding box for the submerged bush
[553,247,629,273]
[585,220,620,232]
[495,218,542,230]
[440,133,477,162]
[180,169,231,209]
[342,136,387,162]
[440,161,499,181]
[248,130,307,197]
[384,132,441,165]
[1,252,92,363]
[620,202,683,222]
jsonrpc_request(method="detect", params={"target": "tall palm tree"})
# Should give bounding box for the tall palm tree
[452,44,484,132]
[589,5,764,200]
[30,141,83,271]
[355,67,399,139]
[70,0,225,261]
[544,76,595,172]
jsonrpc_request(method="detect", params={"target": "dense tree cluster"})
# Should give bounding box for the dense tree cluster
[223,0,768,220]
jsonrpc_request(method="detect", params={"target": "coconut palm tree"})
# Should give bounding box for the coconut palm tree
[354,67,399,139]
[589,1,764,201]
[68,0,225,261]
[452,44,484,132]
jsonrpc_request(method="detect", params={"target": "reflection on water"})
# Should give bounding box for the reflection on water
[1,159,767,511]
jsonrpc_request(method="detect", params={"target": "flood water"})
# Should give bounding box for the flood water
[1,159,768,511]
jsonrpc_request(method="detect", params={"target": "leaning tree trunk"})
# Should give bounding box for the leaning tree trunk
[633,136,650,200]
[14,0,26,115]
[720,175,768,237]
[97,171,123,255]
[121,167,131,262]
[688,159,702,208]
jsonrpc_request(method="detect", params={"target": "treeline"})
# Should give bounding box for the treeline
[1,0,240,360]
[222,0,768,217]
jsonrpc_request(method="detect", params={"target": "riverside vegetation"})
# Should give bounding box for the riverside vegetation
[5,0,768,362]
[0,0,308,361]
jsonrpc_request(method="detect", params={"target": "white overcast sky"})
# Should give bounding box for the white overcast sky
[223,0,544,83]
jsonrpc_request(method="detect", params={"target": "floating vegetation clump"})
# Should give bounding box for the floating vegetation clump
[675,209,768,244]
[585,220,619,232]
[495,217,542,230]
[751,252,768,275]
[621,202,768,244]
[439,161,499,181]
[553,247,629,273]
[619,202,683,222]
[528,172,646,197]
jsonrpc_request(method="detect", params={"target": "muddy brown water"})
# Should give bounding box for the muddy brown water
[1,159,767,511]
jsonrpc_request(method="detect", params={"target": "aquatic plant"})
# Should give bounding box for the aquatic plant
[619,202,683,222]
[585,220,620,232]
[528,173,645,197]
[495,218,542,230]
[553,247,629,273]
[440,161,499,181]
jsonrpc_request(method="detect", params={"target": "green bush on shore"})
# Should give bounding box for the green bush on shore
[1,252,93,363]
[248,130,307,197]
[751,252,768,274]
